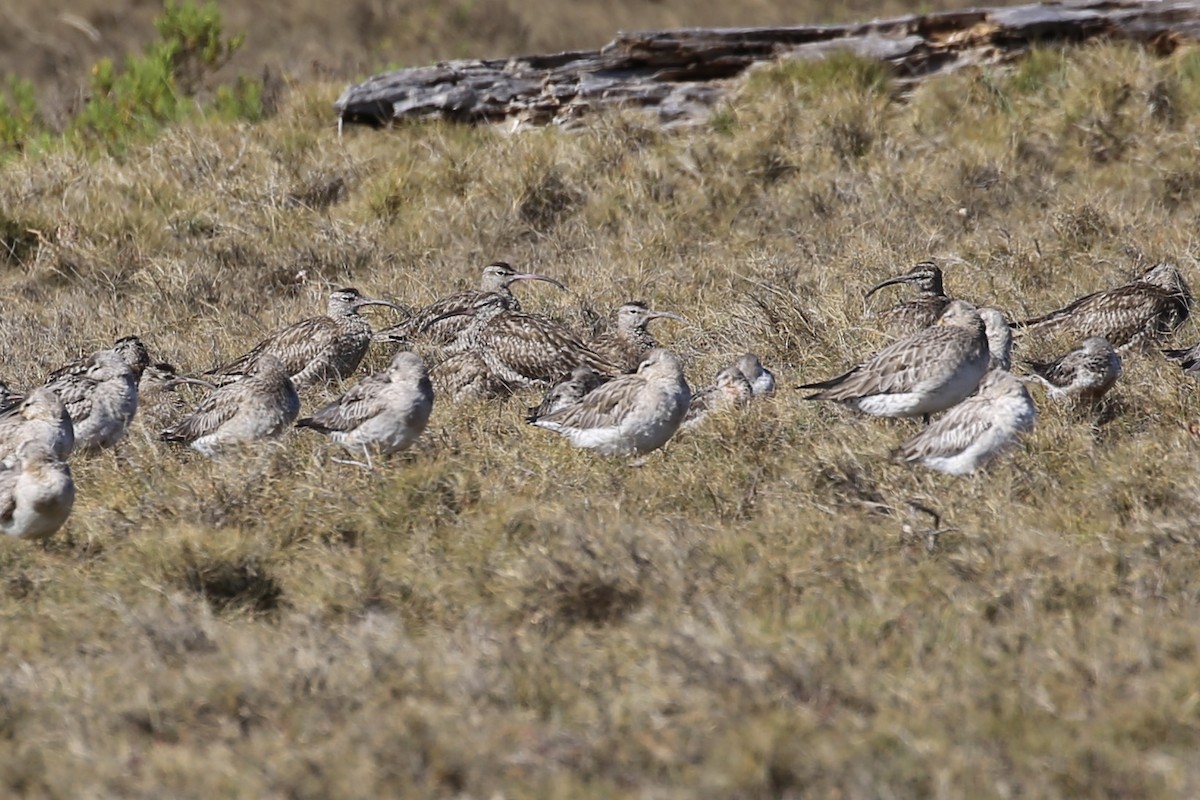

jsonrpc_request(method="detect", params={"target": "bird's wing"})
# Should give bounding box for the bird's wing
[207,316,338,378]
[895,397,996,461]
[161,386,241,443]
[305,376,387,432]
[811,327,977,399]
[45,374,96,420]
[479,315,598,381]
[539,374,639,429]
[1017,285,1183,346]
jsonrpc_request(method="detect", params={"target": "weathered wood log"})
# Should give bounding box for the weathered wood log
[335,0,1200,130]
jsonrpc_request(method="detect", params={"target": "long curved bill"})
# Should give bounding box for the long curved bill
[647,310,686,323]
[353,296,408,313]
[864,273,918,300]
[510,272,567,291]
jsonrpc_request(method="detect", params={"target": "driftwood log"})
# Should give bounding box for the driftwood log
[335,0,1200,129]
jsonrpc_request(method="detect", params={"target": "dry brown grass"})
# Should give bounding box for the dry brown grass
[3,33,1200,798]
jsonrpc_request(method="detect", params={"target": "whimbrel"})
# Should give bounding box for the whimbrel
[801,300,990,419]
[430,352,511,402]
[587,302,685,373]
[434,293,620,389]
[375,262,565,345]
[1025,337,1122,404]
[530,348,691,456]
[735,353,776,396]
[297,351,434,467]
[682,365,753,430]
[44,349,139,453]
[894,368,1036,476]
[206,288,403,390]
[163,355,300,457]
[865,261,951,337]
[0,440,75,540]
[526,364,606,423]
[1014,262,1192,351]
[0,388,75,462]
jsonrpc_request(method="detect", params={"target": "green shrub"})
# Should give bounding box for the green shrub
[0,0,263,160]
[0,77,46,155]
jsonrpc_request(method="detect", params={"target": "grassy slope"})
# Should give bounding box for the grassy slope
[3,42,1200,798]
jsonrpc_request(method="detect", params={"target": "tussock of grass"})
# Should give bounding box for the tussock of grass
[3,40,1200,796]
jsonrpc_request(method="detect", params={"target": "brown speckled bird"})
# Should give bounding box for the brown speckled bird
[206,288,403,390]
[587,301,685,374]
[1014,262,1192,351]
[163,355,300,457]
[865,261,951,337]
[433,293,621,390]
[375,262,565,345]
[429,352,511,402]
[1025,337,1122,404]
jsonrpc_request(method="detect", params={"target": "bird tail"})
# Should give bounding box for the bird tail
[797,365,860,395]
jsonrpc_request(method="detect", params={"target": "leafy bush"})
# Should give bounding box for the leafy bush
[0,0,263,160]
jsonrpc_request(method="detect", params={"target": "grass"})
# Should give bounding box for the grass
[3,35,1200,797]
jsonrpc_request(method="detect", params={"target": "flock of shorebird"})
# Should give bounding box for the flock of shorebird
[0,257,1194,542]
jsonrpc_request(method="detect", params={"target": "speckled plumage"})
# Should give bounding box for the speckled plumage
[1025,337,1122,403]
[430,352,515,402]
[0,440,75,540]
[163,355,299,457]
[586,302,684,374]
[526,365,606,422]
[682,365,753,430]
[895,368,1036,476]
[865,262,951,337]
[1014,262,1192,351]
[0,388,75,462]
[297,351,434,463]
[531,349,691,456]
[46,335,151,384]
[44,349,138,452]
[375,262,565,345]
[802,300,990,418]
[207,288,402,390]
[436,293,621,389]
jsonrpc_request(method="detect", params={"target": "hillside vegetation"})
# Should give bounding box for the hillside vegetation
[2,14,1200,798]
